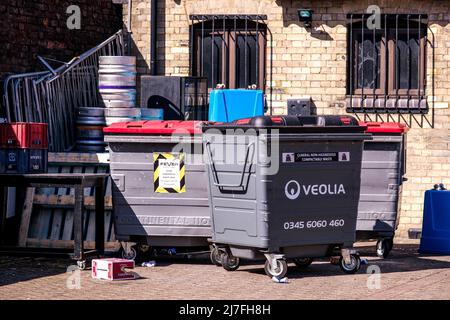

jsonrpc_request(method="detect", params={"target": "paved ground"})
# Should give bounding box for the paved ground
[1,243,449,300]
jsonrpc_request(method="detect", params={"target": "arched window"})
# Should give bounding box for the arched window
[190,15,267,90]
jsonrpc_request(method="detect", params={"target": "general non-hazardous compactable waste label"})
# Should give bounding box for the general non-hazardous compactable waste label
[153,153,186,193]
[282,151,350,163]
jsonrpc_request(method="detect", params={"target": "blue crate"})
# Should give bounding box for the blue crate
[208,89,264,122]
[4,149,48,174]
[419,189,450,254]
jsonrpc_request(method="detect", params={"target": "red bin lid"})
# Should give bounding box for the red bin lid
[103,120,207,135]
[358,122,409,134]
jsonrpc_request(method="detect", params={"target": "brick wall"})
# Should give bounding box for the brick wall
[0,0,123,79]
[127,0,450,241]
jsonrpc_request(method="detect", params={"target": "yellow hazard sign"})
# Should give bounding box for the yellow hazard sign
[153,153,186,193]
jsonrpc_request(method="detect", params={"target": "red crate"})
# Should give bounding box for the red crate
[0,123,48,149]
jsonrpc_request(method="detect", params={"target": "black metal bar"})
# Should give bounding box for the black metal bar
[150,0,158,75]
[245,16,248,87]
[395,15,399,112]
[201,17,205,77]
[190,16,195,76]
[73,185,84,260]
[431,26,435,127]
[418,15,422,97]
[256,16,259,88]
[212,17,215,87]
[373,16,376,101]
[407,15,411,110]
[384,14,388,110]
[349,14,353,110]
[223,16,226,87]
[95,181,105,255]
[234,16,237,88]
[268,27,273,115]
[361,14,364,109]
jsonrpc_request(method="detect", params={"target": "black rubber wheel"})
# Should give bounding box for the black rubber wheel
[221,252,240,271]
[77,260,86,271]
[387,238,394,251]
[376,239,393,259]
[210,247,223,266]
[121,247,137,261]
[339,254,361,274]
[293,257,313,269]
[264,259,288,278]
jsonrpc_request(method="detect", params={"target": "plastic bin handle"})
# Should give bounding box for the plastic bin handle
[205,141,255,189]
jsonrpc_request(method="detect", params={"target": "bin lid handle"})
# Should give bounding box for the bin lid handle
[206,141,254,189]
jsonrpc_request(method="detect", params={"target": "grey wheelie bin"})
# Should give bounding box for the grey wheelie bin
[202,115,371,278]
[104,120,211,259]
[356,122,408,258]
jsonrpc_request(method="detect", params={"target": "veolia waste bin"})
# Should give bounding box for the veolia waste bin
[202,115,371,278]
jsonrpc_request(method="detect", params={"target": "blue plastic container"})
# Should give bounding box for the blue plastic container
[419,189,450,254]
[208,89,264,122]
[140,108,164,121]
[4,149,48,174]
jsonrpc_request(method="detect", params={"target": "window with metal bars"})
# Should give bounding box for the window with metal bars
[346,14,428,113]
[189,15,267,90]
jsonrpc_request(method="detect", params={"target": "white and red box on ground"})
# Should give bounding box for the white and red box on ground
[92,258,136,281]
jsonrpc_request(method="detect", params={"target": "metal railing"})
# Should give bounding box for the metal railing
[189,15,273,114]
[2,30,126,151]
[346,14,433,121]
[3,71,51,123]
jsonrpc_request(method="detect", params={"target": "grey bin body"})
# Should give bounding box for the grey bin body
[105,129,210,247]
[356,132,407,240]
[203,117,370,259]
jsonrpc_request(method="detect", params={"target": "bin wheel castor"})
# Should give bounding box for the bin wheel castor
[121,247,137,261]
[264,259,288,278]
[77,260,86,271]
[339,254,361,274]
[293,257,313,269]
[376,239,393,259]
[210,247,223,266]
[221,252,240,271]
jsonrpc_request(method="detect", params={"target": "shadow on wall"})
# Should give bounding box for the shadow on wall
[127,23,148,108]
[274,0,450,29]
[128,0,166,76]
[275,0,337,41]
[128,0,167,106]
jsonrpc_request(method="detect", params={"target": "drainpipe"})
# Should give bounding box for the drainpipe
[150,0,158,75]
[127,0,132,55]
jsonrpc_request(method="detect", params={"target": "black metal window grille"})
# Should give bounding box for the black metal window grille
[346,14,432,116]
[189,15,269,91]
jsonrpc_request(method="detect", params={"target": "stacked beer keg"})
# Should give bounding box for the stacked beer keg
[75,107,107,152]
[75,56,164,153]
[75,56,138,153]
[99,56,139,125]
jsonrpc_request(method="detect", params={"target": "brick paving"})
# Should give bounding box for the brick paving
[1,244,449,300]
